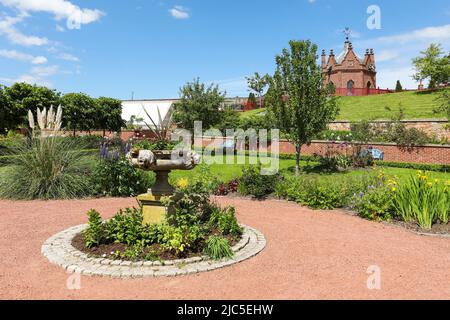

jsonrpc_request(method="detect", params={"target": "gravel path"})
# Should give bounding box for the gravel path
[0,197,449,300]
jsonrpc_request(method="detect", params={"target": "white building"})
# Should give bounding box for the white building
[121,99,177,128]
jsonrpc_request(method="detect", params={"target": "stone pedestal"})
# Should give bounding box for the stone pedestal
[137,170,181,225]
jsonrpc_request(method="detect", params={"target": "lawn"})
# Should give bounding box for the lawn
[241,90,447,121]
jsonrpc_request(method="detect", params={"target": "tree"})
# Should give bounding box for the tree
[96,97,125,136]
[0,85,13,134]
[246,72,270,108]
[61,93,97,135]
[435,88,450,124]
[395,80,403,92]
[412,44,450,88]
[247,92,257,110]
[173,78,225,131]
[2,83,61,132]
[265,40,339,173]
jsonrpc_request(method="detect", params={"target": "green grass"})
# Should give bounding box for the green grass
[240,90,447,121]
[337,90,445,121]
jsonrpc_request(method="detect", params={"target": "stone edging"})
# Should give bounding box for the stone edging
[41,224,266,278]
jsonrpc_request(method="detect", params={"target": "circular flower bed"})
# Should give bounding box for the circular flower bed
[42,224,265,278]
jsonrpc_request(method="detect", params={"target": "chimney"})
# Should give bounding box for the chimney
[321,49,326,69]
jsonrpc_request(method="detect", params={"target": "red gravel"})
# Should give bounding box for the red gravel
[1,197,450,300]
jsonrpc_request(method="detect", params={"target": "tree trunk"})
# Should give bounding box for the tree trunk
[73,128,76,137]
[103,129,106,137]
[295,144,302,175]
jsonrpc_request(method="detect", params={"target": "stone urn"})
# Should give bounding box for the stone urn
[127,149,200,225]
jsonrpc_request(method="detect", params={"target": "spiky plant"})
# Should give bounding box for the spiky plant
[142,105,173,141]
[0,106,92,200]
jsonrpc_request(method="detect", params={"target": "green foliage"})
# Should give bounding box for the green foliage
[104,207,145,245]
[351,183,393,221]
[173,78,225,130]
[275,174,376,210]
[238,164,280,199]
[61,93,97,134]
[96,97,125,135]
[84,209,104,249]
[216,109,241,133]
[246,72,270,107]
[92,157,152,197]
[265,39,339,172]
[392,172,449,229]
[204,236,233,260]
[0,136,92,199]
[133,139,178,151]
[395,80,403,92]
[209,206,243,238]
[0,83,61,133]
[412,43,450,87]
[435,88,450,122]
[374,161,450,173]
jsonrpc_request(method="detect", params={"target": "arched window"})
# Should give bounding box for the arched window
[366,81,372,95]
[347,80,354,96]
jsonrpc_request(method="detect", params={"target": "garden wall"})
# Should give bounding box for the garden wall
[278,140,450,165]
[329,120,450,140]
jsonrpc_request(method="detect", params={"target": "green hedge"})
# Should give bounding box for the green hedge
[375,161,450,173]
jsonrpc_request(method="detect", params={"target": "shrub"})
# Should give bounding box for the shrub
[374,161,450,173]
[84,209,104,248]
[275,174,376,210]
[203,236,233,260]
[209,206,243,238]
[392,172,449,229]
[215,179,239,196]
[238,164,280,199]
[91,157,152,197]
[351,183,394,221]
[0,136,92,199]
[104,207,145,245]
[132,139,178,151]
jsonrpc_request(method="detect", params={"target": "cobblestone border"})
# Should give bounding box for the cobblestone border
[41,225,266,278]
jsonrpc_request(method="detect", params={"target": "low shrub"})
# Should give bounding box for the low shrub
[238,164,281,199]
[209,206,243,238]
[275,174,376,210]
[91,157,153,197]
[375,161,450,173]
[215,179,239,196]
[203,236,233,260]
[351,183,394,221]
[84,209,104,248]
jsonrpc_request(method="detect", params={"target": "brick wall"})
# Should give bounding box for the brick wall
[329,120,450,140]
[276,140,450,165]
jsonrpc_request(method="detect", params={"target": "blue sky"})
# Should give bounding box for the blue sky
[0,0,449,99]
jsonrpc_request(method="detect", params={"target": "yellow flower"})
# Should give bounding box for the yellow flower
[391,187,397,192]
[177,178,189,189]
[427,182,433,188]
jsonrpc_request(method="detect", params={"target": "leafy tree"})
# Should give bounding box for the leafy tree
[215,109,241,133]
[126,115,144,130]
[265,40,339,173]
[435,88,450,124]
[2,83,61,132]
[61,93,97,135]
[247,92,257,110]
[413,44,450,88]
[395,80,403,92]
[96,97,125,136]
[0,85,13,134]
[246,72,270,108]
[173,78,225,131]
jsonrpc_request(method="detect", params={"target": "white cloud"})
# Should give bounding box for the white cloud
[31,64,59,77]
[169,6,190,19]
[56,24,65,32]
[376,50,399,62]
[0,13,48,46]
[0,48,47,64]
[366,24,450,46]
[0,0,104,30]
[57,52,79,62]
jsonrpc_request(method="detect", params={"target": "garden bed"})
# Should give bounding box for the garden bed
[71,229,240,262]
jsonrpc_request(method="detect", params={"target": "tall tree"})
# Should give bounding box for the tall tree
[2,83,61,131]
[246,72,270,108]
[395,80,403,92]
[266,40,339,173]
[0,85,13,134]
[173,78,225,131]
[413,44,450,88]
[435,88,450,124]
[96,97,125,136]
[61,93,97,135]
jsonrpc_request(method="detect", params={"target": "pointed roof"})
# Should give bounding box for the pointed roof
[335,41,362,64]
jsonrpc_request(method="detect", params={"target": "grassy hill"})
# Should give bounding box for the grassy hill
[241,90,447,121]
